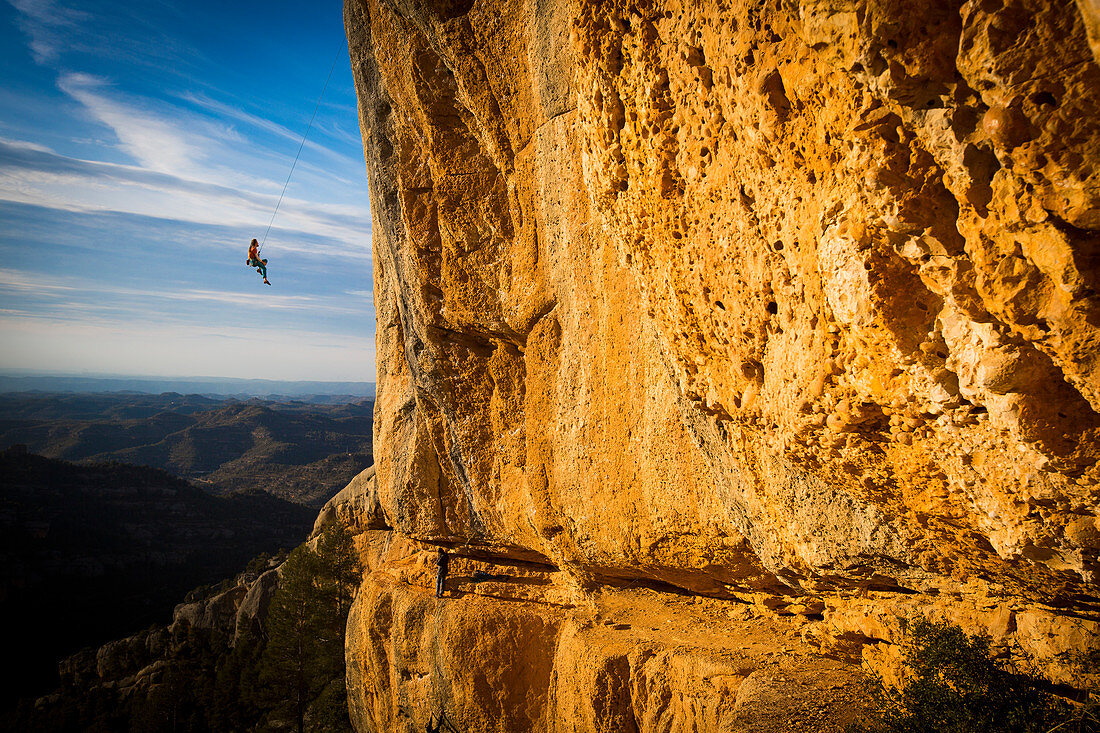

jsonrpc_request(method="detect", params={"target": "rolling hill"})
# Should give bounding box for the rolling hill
[0,392,373,507]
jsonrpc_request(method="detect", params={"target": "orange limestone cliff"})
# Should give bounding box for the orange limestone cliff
[333,0,1100,729]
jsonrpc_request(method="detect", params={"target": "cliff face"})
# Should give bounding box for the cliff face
[343,0,1100,729]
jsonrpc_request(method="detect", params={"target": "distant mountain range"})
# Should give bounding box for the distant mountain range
[0,373,375,400]
[0,446,315,705]
[0,392,373,507]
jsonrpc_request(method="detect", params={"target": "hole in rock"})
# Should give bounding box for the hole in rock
[715,300,726,310]
[378,135,394,160]
[1031,91,1057,109]
[766,301,778,315]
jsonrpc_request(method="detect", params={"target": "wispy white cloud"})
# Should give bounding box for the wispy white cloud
[59,73,202,175]
[0,137,52,154]
[52,73,365,194]
[179,91,361,171]
[8,0,88,64]
[31,71,373,256]
[0,267,368,316]
[181,91,302,148]
[9,0,207,77]
[0,267,76,293]
[0,138,372,258]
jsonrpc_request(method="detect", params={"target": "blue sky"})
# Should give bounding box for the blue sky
[0,0,376,382]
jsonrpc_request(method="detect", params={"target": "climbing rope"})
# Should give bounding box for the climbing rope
[258,41,346,252]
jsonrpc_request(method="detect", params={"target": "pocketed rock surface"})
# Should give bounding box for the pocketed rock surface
[341,0,1100,729]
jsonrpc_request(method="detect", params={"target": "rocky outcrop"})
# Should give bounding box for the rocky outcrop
[312,465,388,535]
[343,0,1100,729]
[234,567,280,644]
[54,562,282,702]
[171,585,249,636]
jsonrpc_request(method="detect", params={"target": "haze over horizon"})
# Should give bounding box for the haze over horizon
[0,0,376,382]
[0,369,375,398]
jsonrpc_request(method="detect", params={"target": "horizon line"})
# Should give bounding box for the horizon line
[0,369,374,385]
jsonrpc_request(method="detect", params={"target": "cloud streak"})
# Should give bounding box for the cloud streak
[180,91,362,171]
[8,0,88,64]
[0,138,372,258]
[59,73,204,175]
[0,267,372,316]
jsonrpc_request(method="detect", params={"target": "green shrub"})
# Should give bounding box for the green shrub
[854,618,1099,733]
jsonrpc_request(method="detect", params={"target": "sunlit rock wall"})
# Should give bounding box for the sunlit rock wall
[343,0,1100,729]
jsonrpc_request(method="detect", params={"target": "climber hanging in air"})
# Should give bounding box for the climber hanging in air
[247,43,344,289]
[246,238,270,285]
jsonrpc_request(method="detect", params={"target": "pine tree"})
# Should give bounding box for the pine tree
[315,522,361,641]
[211,627,264,731]
[258,524,361,733]
[260,545,322,733]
